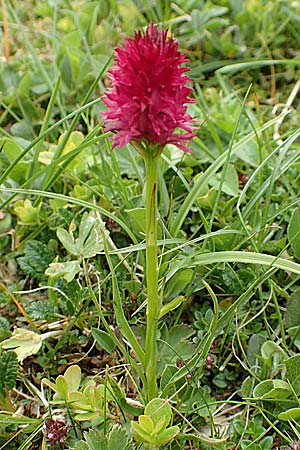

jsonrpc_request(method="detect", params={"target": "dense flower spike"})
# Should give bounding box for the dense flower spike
[102,23,196,153]
[43,417,70,445]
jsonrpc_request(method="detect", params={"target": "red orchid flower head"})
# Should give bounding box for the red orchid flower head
[102,23,196,154]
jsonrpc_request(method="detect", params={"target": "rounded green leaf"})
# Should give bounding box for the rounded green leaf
[138,415,154,434]
[131,421,152,443]
[261,341,288,361]
[63,365,81,392]
[155,425,180,445]
[144,398,172,427]
[55,376,69,400]
[278,408,300,421]
[285,355,300,395]
[286,291,300,328]
[253,379,291,400]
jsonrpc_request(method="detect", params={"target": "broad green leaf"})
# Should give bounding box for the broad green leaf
[287,326,300,351]
[278,408,300,421]
[0,138,22,161]
[286,290,300,328]
[261,341,288,361]
[285,355,300,395]
[74,441,89,450]
[10,119,34,140]
[157,326,195,377]
[14,199,39,225]
[164,269,193,299]
[80,221,107,258]
[68,391,92,410]
[247,334,266,366]
[64,30,81,48]
[59,52,73,87]
[241,376,253,398]
[288,208,300,260]
[63,365,81,392]
[164,325,195,345]
[160,365,178,392]
[91,328,115,354]
[152,416,170,435]
[208,163,239,197]
[45,261,80,282]
[75,411,100,421]
[131,421,152,443]
[191,388,217,418]
[259,436,273,450]
[78,212,95,248]
[197,187,217,209]
[138,416,154,434]
[0,138,30,183]
[155,425,180,445]
[145,398,172,428]
[57,227,77,255]
[55,376,69,400]
[0,212,11,234]
[114,145,143,177]
[235,140,259,166]
[253,379,291,399]
[125,208,146,236]
[1,328,43,363]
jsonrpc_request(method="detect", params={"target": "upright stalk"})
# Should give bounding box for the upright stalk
[144,151,160,400]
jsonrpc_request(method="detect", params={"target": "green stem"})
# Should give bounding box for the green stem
[144,152,160,400]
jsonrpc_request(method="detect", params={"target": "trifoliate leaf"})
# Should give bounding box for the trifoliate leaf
[45,261,80,282]
[1,328,61,363]
[1,328,43,363]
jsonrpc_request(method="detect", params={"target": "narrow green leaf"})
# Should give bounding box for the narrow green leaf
[288,208,300,260]
[171,114,295,236]
[189,251,300,277]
